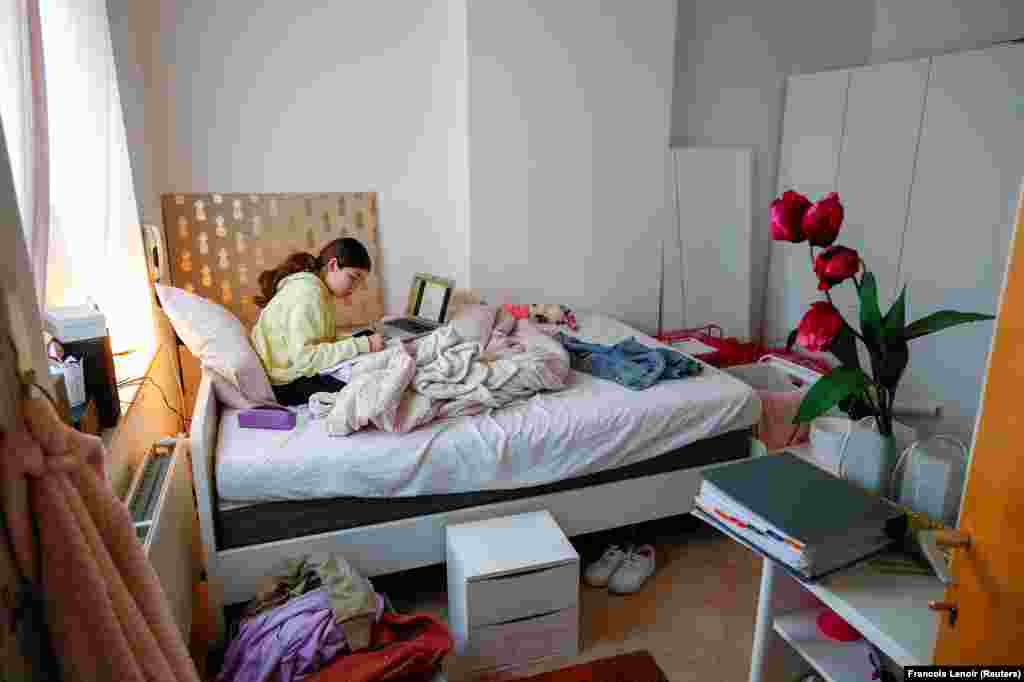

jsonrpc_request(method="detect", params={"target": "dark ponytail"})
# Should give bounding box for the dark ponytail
[255,238,372,307]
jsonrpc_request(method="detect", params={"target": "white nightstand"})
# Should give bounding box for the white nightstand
[446,510,580,675]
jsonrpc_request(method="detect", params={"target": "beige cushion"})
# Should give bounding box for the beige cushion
[155,284,277,408]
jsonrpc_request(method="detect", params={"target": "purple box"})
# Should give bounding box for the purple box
[238,407,297,431]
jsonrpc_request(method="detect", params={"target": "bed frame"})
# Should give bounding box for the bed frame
[190,372,748,643]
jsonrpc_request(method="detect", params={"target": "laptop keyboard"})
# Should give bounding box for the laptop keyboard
[389,318,435,334]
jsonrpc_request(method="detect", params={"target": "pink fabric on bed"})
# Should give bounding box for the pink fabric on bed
[323,343,439,436]
[1,396,200,682]
[755,389,810,451]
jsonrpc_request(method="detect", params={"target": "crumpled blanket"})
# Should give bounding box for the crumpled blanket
[314,319,569,436]
[311,343,438,436]
[412,325,520,409]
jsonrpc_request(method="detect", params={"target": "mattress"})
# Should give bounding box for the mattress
[216,427,751,549]
[215,313,760,504]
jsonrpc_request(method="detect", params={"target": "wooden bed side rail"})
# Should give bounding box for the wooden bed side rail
[188,372,225,638]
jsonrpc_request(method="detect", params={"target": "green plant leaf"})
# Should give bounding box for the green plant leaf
[859,271,883,350]
[785,328,798,353]
[882,286,907,341]
[795,366,869,424]
[839,394,874,420]
[904,311,996,340]
[877,339,909,390]
[829,322,861,372]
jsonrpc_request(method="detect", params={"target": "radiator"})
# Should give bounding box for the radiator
[126,437,194,638]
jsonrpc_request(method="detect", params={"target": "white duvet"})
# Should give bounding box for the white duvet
[314,320,570,436]
[216,313,761,504]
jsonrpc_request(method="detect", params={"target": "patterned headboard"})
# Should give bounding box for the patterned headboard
[160,192,384,328]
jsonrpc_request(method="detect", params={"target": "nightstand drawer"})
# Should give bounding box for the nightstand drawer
[467,561,577,628]
[463,607,579,671]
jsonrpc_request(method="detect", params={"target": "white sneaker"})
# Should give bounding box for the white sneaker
[608,544,656,594]
[583,545,629,588]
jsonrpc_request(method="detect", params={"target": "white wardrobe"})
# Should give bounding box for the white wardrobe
[766,42,1024,442]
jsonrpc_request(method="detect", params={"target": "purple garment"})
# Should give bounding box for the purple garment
[217,589,381,682]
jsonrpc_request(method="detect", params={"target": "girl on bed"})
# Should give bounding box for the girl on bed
[252,237,386,406]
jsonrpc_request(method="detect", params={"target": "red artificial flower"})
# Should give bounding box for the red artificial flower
[802,192,845,247]
[796,302,843,352]
[814,246,860,291]
[770,191,811,243]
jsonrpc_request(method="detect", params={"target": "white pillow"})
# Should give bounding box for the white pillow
[155,284,277,408]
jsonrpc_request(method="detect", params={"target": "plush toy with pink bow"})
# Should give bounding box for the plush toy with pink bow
[498,303,579,331]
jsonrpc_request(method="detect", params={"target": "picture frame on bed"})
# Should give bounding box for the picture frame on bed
[406,272,455,322]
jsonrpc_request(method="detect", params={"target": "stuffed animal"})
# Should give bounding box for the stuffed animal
[499,303,579,331]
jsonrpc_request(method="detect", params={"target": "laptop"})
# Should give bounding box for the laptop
[376,273,455,340]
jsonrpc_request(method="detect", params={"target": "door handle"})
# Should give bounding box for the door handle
[928,600,959,627]
[917,529,971,585]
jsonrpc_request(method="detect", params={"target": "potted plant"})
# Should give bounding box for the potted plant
[771,190,995,495]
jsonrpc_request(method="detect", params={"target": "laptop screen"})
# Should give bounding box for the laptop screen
[411,274,453,323]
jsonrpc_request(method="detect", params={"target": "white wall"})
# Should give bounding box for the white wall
[671,0,876,341]
[468,0,677,333]
[872,0,1024,63]
[671,1,1024,343]
[135,1,470,315]
[107,0,160,226]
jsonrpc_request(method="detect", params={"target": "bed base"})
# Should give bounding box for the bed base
[190,373,744,643]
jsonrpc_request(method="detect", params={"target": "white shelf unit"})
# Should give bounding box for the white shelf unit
[747,555,944,682]
[798,561,943,668]
[773,609,876,682]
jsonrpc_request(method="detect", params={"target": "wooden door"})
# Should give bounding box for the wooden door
[932,179,1024,663]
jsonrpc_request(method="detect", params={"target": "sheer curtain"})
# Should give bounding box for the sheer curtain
[0,0,49,309]
[39,0,154,358]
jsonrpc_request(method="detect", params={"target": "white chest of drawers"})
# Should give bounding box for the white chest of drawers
[446,510,580,674]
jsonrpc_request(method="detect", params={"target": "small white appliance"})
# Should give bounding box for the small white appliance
[45,302,120,428]
[45,303,108,343]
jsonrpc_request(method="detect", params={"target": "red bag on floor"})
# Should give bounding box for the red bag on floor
[310,611,452,682]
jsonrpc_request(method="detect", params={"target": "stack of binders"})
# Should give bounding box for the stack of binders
[695,452,907,581]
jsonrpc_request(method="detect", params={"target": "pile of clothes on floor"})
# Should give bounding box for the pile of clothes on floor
[216,554,452,682]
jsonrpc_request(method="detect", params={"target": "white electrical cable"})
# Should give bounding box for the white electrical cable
[889,435,968,505]
[836,416,878,482]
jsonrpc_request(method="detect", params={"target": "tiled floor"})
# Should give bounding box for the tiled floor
[196,515,766,681]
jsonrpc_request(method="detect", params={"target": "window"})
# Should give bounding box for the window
[1,0,155,361]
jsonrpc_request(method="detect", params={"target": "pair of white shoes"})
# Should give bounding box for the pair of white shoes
[583,544,656,594]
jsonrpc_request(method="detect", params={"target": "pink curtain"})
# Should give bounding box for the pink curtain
[0,394,200,682]
[0,0,50,308]
[25,0,49,309]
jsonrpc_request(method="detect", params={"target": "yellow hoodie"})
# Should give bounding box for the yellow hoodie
[251,272,372,385]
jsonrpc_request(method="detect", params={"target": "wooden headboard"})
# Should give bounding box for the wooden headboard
[160,192,384,328]
[160,192,384,414]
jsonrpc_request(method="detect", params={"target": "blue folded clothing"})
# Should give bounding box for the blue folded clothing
[555,333,702,390]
